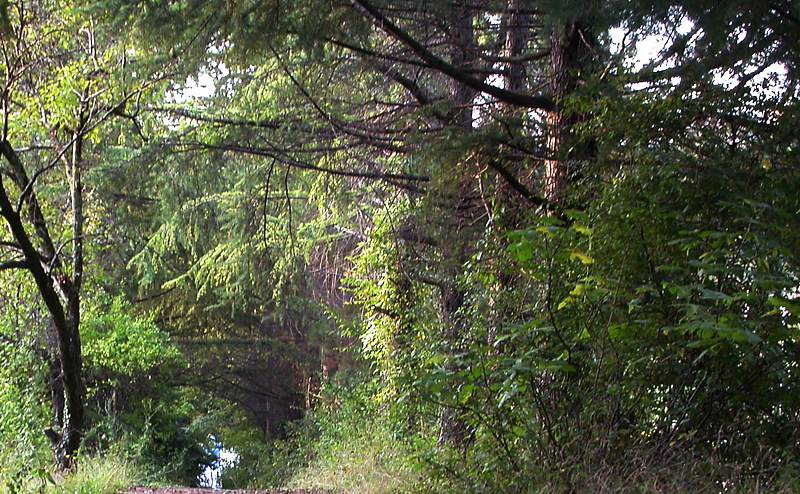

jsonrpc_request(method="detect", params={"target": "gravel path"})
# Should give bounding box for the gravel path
[121,488,328,494]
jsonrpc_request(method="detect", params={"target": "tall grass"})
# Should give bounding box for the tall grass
[286,414,423,494]
[46,456,146,494]
[1,454,149,494]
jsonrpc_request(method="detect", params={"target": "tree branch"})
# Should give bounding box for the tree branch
[487,158,548,209]
[0,258,27,270]
[172,140,430,183]
[350,0,555,111]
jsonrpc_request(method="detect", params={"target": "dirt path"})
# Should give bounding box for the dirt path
[122,489,327,494]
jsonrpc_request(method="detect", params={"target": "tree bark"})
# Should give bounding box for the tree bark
[544,22,594,204]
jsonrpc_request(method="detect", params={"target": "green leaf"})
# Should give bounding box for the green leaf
[458,384,475,404]
[768,296,800,316]
[699,289,727,300]
[573,223,593,236]
[569,250,594,265]
[539,359,577,374]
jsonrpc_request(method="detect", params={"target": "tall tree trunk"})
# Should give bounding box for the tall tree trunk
[0,137,85,469]
[485,0,531,350]
[55,304,84,469]
[505,0,528,94]
[438,0,479,446]
[54,120,86,469]
[544,22,594,204]
[496,0,530,210]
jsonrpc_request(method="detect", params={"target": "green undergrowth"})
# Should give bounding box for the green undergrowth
[46,456,147,494]
[235,375,800,494]
[0,454,153,494]
[286,411,424,494]
[223,377,428,494]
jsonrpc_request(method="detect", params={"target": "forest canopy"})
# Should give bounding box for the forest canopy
[0,0,798,492]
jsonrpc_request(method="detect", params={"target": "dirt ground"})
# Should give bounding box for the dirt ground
[121,488,328,494]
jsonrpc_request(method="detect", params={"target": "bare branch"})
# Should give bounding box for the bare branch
[0,258,27,270]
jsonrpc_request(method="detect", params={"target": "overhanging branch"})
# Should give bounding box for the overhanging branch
[172,140,430,183]
[350,0,555,112]
[487,159,548,209]
[0,258,27,270]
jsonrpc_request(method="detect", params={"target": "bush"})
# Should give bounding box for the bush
[215,374,426,493]
[81,297,211,485]
[0,312,51,493]
[217,416,315,489]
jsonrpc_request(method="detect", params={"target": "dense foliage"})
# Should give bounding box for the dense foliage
[0,0,797,492]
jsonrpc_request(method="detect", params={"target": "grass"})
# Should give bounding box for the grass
[0,454,148,494]
[286,423,423,494]
[46,456,145,494]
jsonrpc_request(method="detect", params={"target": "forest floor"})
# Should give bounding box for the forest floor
[121,489,328,494]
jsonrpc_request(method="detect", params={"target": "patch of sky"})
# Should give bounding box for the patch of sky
[197,435,240,489]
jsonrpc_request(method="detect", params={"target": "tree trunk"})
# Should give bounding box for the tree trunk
[505,0,528,94]
[544,22,594,204]
[55,298,84,469]
[438,282,471,445]
[437,0,479,446]
[44,322,65,445]
[0,139,85,469]
[50,123,86,469]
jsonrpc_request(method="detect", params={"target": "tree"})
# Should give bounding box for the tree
[98,0,800,487]
[112,0,596,442]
